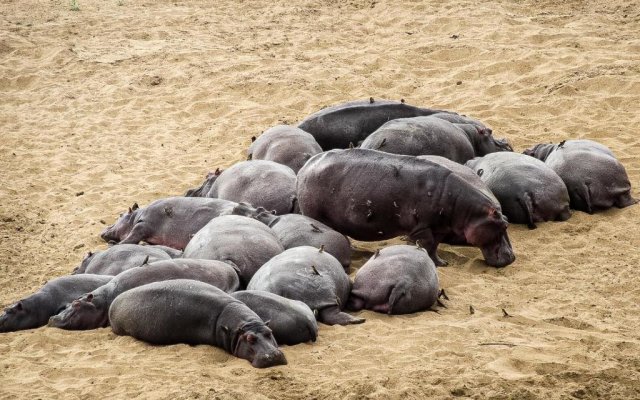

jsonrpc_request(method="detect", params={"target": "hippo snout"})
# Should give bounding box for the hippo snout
[251,350,287,368]
[482,234,515,268]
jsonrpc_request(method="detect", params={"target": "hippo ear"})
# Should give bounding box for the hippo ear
[221,325,229,334]
[128,207,132,214]
[86,293,94,302]
[132,203,139,211]
[247,153,252,161]
[251,136,256,142]
[16,302,23,311]
[214,168,222,176]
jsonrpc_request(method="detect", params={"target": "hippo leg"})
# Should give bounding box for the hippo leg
[615,192,638,209]
[318,306,365,326]
[118,223,152,245]
[346,295,365,311]
[516,193,537,230]
[408,228,447,266]
[555,205,571,221]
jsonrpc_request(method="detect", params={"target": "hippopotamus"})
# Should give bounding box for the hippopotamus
[109,279,287,368]
[523,139,637,213]
[49,259,240,330]
[231,290,318,345]
[429,111,490,132]
[297,98,451,150]
[100,197,246,250]
[359,116,512,163]
[253,211,352,269]
[247,246,364,325]
[185,169,221,197]
[347,245,439,314]
[297,149,515,267]
[247,125,322,173]
[0,274,112,333]
[185,160,297,215]
[466,152,571,228]
[72,244,172,275]
[183,215,284,285]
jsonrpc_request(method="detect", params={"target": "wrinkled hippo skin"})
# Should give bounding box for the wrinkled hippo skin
[109,279,286,368]
[247,125,322,173]
[297,149,515,267]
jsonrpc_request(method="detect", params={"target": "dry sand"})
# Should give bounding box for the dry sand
[1,0,639,398]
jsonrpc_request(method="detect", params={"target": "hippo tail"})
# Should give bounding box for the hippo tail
[387,283,410,315]
[572,182,594,214]
[516,193,537,230]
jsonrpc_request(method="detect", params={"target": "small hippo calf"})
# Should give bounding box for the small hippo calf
[73,244,172,275]
[0,274,112,333]
[232,290,318,345]
[360,116,511,163]
[248,246,364,326]
[466,152,571,228]
[109,279,287,368]
[524,139,637,213]
[183,215,284,286]
[185,160,298,215]
[348,245,439,315]
[49,259,240,330]
[100,197,242,250]
[247,125,322,173]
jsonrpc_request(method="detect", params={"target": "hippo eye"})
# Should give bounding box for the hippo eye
[246,334,257,344]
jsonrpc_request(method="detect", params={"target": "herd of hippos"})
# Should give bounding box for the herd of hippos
[1,98,637,368]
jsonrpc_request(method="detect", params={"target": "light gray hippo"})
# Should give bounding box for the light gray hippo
[348,245,439,314]
[109,279,287,368]
[466,152,571,228]
[185,160,298,215]
[253,211,352,269]
[360,116,512,163]
[0,274,112,333]
[247,125,322,173]
[247,246,365,325]
[429,111,490,132]
[72,244,172,275]
[297,98,450,150]
[100,197,243,250]
[297,149,515,267]
[183,215,284,285]
[232,290,318,345]
[523,139,637,213]
[49,258,240,330]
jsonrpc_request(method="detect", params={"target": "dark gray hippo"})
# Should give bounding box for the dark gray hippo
[100,197,242,250]
[347,245,439,315]
[73,244,172,275]
[466,152,571,228]
[429,111,490,132]
[49,259,240,330]
[185,160,297,215]
[360,116,512,163]
[183,215,284,285]
[247,125,322,173]
[247,246,364,325]
[0,274,112,333]
[185,169,222,197]
[297,98,450,150]
[109,279,287,368]
[254,211,352,269]
[297,149,515,267]
[232,290,318,345]
[523,139,637,213]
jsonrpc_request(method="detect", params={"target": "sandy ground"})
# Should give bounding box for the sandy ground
[1,0,639,398]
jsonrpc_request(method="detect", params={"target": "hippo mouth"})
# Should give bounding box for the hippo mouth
[481,234,515,268]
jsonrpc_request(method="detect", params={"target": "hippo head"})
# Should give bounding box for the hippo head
[0,300,38,333]
[100,203,140,243]
[72,251,98,274]
[48,294,107,330]
[472,127,513,156]
[464,208,515,268]
[523,143,555,161]
[231,322,287,368]
[184,168,222,197]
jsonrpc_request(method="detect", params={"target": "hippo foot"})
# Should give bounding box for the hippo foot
[318,307,365,326]
[345,296,365,312]
[432,254,448,267]
[616,193,638,209]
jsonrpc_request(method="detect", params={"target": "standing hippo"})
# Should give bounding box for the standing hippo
[466,152,571,228]
[297,149,515,267]
[348,245,439,314]
[523,139,637,213]
[247,246,364,325]
[185,160,297,215]
[360,116,512,163]
[73,244,172,275]
[254,211,352,269]
[297,98,450,150]
[183,215,284,285]
[109,279,287,368]
[100,197,242,250]
[49,259,240,330]
[232,291,318,345]
[247,125,322,173]
[0,274,112,333]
